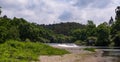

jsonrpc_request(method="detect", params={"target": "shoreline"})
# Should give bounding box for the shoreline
[38,47,119,62]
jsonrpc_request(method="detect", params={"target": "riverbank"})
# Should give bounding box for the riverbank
[39,47,119,62]
[40,54,117,62]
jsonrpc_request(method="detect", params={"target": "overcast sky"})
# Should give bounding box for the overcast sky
[0,0,119,25]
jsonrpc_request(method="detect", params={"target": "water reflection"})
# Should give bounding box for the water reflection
[102,49,120,62]
[103,50,120,57]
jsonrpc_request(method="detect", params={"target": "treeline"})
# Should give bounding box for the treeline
[0,16,76,43]
[42,20,111,46]
[41,22,86,35]
[0,16,54,43]
[0,7,120,46]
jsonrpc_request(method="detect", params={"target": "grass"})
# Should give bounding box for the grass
[83,48,96,52]
[0,40,69,62]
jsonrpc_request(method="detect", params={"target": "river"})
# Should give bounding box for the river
[47,43,120,62]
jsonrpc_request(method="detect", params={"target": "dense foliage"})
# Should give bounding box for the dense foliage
[96,23,110,46]
[41,22,86,35]
[0,17,56,43]
[0,40,69,62]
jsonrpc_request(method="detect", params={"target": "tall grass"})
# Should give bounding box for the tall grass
[0,40,69,62]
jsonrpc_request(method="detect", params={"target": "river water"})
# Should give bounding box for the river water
[47,43,120,62]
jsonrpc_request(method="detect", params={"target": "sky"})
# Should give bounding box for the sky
[0,0,120,25]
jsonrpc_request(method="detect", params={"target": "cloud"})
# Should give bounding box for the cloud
[0,0,119,25]
[58,11,73,21]
[73,0,111,9]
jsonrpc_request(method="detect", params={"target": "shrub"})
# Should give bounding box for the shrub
[83,48,96,52]
[74,40,86,45]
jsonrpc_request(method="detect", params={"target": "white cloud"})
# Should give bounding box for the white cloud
[0,0,119,25]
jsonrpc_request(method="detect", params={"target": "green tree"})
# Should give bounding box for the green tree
[115,6,120,20]
[111,19,120,46]
[111,19,120,36]
[7,26,20,40]
[71,29,87,42]
[109,17,114,26]
[96,23,110,46]
[0,7,1,15]
[86,20,96,36]
[110,6,120,46]
[0,26,8,43]
[113,31,120,46]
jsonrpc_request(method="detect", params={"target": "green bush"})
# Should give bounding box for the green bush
[74,40,86,45]
[0,40,69,62]
[83,48,96,52]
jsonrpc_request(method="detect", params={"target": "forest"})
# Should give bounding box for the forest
[0,6,120,47]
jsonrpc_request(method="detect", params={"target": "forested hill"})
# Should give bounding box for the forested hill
[40,22,86,35]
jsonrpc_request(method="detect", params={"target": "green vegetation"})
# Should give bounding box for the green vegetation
[0,6,120,46]
[74,40,86,45]
[0,6,120,62]
[96,23,110,46]
[83,48,96,52]
[41,22,85,35]
[0,5,120,62]
[0,40,69,62]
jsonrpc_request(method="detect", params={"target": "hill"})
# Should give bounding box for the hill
[41,22,86,35]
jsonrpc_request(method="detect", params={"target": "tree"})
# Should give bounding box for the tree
[0,7,1,15]
[0,26,8,43]
[96,23,110,46]
[71,29,87,42]
[111,7,120,46]
[115,6,120,20]
[86,20,96,36]
[109,17,114,26]
[111,19,120,46]
[113,31,120,46]
[7,26,20,40]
